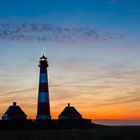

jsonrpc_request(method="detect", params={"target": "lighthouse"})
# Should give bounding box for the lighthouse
[36,55,51,120]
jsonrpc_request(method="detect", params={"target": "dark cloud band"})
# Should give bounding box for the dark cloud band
[0,23,124,43]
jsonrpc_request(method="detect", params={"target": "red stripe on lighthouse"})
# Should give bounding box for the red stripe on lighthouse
[39,84,49,92]
[37,102,50,115]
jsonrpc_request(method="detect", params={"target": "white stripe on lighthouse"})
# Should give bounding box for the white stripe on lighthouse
[37,115,51,120]
[39,73,48,83]
[38,92,49,102]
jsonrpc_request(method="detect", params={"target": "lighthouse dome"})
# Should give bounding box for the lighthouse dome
[40,55,47,61]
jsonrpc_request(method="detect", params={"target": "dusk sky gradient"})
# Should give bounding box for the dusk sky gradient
[0,0,140,125]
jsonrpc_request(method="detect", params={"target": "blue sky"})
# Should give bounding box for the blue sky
[0,0,140,125]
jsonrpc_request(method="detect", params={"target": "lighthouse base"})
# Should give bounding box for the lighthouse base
[36,115,51,120]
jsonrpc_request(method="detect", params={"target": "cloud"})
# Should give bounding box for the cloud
[0,23,125,43]
[93,88,140,107]
[0,88,37,97]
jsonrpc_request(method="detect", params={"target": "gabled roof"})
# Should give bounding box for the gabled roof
[3,102,27,118]
[58,103,82,119]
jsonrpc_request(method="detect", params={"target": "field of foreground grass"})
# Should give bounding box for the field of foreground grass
[0,126,140,140]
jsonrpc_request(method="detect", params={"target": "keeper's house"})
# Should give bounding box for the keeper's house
[58,103,82,120]
[2,102,27,120]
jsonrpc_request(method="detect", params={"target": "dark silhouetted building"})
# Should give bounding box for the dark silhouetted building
[58,103,82,120]
[36,55,51,120]
[2,102,27,120]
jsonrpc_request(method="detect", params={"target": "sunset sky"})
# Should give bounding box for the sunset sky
[0,0,140,125]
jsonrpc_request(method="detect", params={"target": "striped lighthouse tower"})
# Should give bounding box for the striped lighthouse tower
[36,55,51,120]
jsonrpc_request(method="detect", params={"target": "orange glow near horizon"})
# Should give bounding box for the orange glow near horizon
[1,86,140,121]
[22,109,140,120]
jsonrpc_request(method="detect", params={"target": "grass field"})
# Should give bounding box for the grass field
[0,126,140,140]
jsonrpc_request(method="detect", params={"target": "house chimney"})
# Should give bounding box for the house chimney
[68,103,70,107]
[13,102,16,107]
